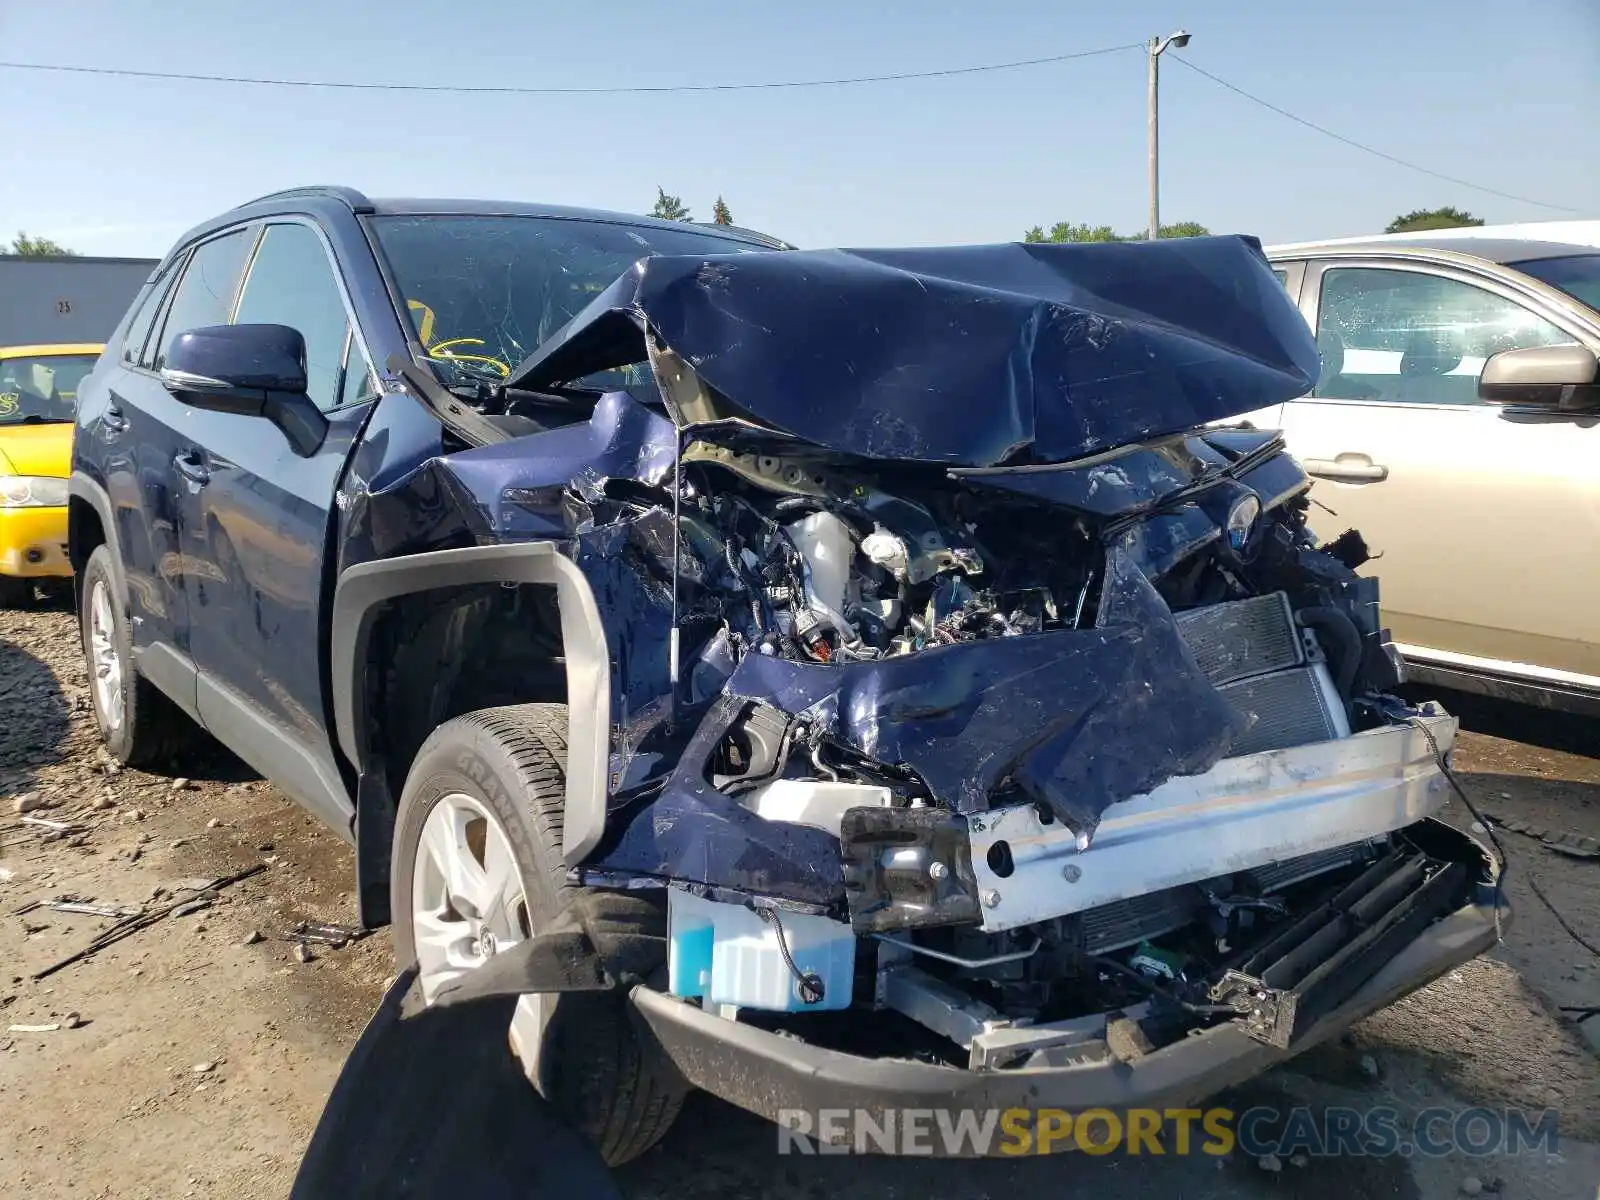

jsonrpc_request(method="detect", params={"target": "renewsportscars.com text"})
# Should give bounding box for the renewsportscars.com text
[776,1105,1560,1158]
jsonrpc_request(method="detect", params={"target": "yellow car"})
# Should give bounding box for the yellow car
[0,343,102,605]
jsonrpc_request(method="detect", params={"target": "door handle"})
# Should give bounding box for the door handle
[102,404,129,433]
[1303,455,1389,483]
[173,450,210,486]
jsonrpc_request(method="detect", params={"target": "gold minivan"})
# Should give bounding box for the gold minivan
[1262,236,1600,713]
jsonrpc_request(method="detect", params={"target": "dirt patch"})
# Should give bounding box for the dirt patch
[0,597,387,1198]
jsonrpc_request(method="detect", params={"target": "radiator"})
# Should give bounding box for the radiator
[1178,592,1350,756]
[1080,844,1375,954]
[1175,592,1304,685]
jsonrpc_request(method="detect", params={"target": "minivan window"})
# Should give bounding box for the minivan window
[371,215,771,388]
[1313,267,1573,406]
[233,223,353,410]
[153,230,254,371]
[1511,253,1600,314]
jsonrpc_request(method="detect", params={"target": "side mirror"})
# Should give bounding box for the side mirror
[1478,343,1600,414]
[161,324,328,455]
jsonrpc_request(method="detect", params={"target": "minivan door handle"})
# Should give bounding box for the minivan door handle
[173,450,210,487]
[102,404,129,433]
[1303,455,1389,483]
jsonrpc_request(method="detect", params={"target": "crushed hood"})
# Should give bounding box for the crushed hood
[508,236,1318,466]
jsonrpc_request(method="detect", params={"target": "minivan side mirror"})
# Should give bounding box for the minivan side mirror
[1478,343,1600,414]
[161,324,328,455]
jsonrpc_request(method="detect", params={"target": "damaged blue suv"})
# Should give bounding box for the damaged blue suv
[70,186,1504,1164]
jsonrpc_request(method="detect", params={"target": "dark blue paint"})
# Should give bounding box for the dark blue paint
[438,391,678,541]
[1119,505,1223,580]
[165,323,310,394]
[175,396,373,803]
[590,695,844,907]
[513,237,1318,467]
[72,189,1311,903]
[952,430,1304,519]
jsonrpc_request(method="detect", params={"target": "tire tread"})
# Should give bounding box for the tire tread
[399,703,685,1166]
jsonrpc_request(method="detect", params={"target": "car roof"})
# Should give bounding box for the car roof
[1268,236,1597,266]
[169,186,786,256]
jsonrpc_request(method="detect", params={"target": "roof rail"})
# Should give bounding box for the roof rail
[693,222,794,250]
[234,186,375,215]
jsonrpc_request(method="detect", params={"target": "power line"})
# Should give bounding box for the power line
[5,47,1569,215]
[1173,57,1579,214]
[0,43,1143,96]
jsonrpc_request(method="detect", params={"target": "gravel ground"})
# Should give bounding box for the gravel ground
[1,596,1596,1199]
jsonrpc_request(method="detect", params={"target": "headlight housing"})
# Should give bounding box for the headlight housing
[1225,493,1261,552]
[0,476,69,508]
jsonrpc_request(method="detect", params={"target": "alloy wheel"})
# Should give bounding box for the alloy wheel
[410,792,533,1005]
[88,579,124,734]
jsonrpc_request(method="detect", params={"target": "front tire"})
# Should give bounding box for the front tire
[0,576,33,607]
[391,703,687,1165]
[78,545,196,766]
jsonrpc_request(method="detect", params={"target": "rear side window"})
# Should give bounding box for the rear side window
[120,258,183,368]
[153,230,254,370]
[232,223,353,411]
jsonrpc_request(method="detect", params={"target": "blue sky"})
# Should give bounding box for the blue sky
[2,0,1595,257]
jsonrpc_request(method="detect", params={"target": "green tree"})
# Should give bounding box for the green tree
[1025,221,1121,244]
[1384,206,1484,234]
[8,232,76,257]
[1022,220,1209,243]
[712,196,734,226]
[650,187,692,222]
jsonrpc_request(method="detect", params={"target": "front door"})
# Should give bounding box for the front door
[104,231,255,702]
[1275,260,1600,680]
[172,221,378,830]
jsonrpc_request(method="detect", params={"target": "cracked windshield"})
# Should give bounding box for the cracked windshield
[372,215,769,392]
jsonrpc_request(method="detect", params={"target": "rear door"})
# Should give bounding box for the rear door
[98,231,254,706]
[175,220,378,830]
[1274,258,1600,680]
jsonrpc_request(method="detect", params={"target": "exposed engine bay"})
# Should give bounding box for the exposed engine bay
[535,413,1473,1064]
[402,236,1490,1065]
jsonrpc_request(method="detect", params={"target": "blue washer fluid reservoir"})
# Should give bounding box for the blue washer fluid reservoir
[667,888,855,1012]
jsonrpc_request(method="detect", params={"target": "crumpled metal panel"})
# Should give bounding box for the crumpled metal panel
[588,548,1242,906]
[510,237,1317,467]
[590,695,847,907]
[425,391,679,541]
[727,547,1241,833]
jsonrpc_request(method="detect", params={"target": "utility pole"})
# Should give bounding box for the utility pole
[1147,30,1192,242]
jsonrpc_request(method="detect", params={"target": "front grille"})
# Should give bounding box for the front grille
[1218,666,1343,755]
[1176,592,1304,685]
